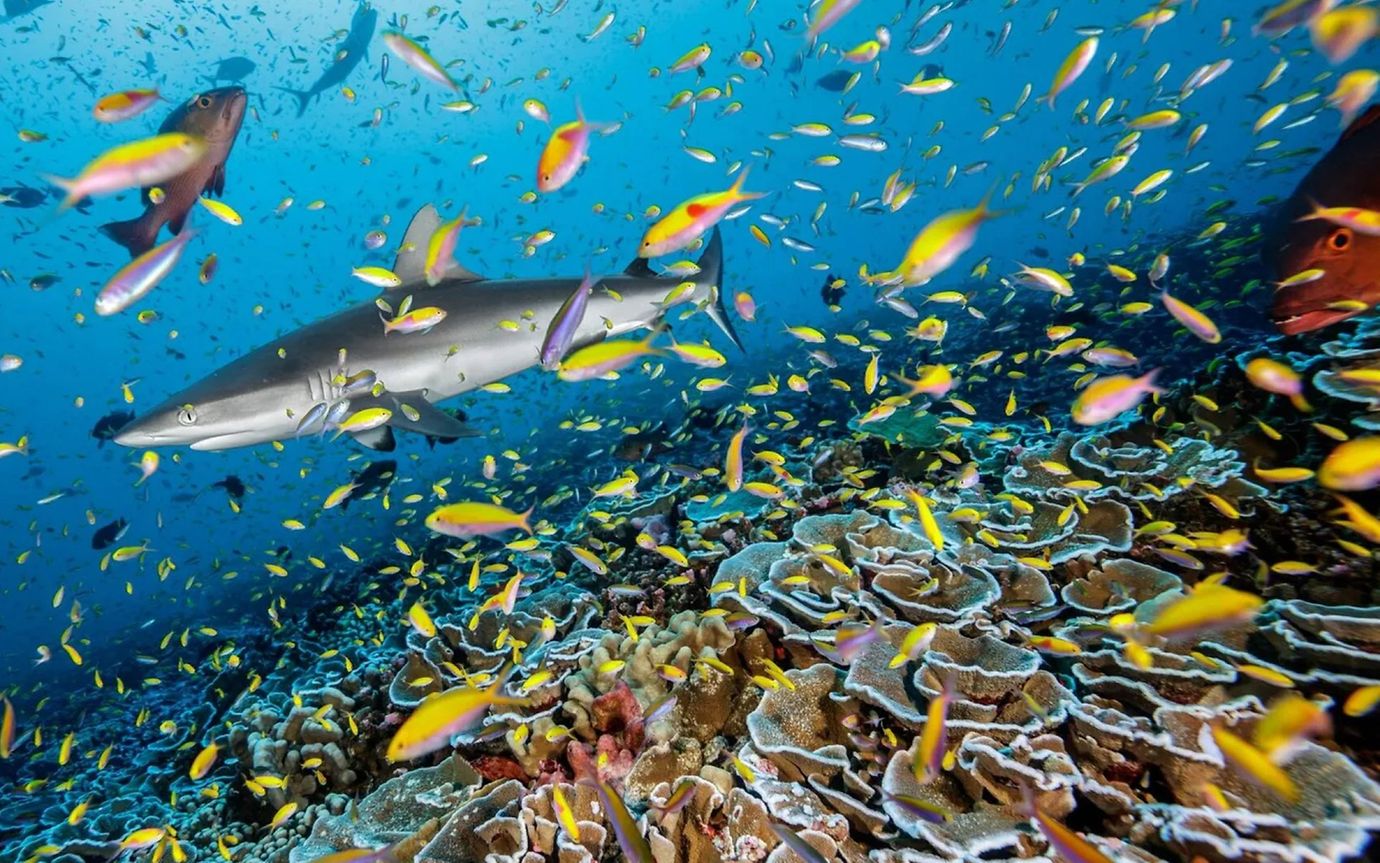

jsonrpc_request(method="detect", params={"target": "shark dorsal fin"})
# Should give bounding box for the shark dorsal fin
[392,204,486,288]
[624,256,657,279]
[1341,104,1380,143]
[393,204,440,283]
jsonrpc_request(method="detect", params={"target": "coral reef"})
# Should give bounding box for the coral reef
[16,421,1380,863]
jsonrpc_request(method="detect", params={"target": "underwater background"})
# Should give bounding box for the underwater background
[3,0,1380,861]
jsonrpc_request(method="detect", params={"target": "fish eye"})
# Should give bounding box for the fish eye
[1330,228,1353,251]
[177,405,198,426]
[196,95,213,109]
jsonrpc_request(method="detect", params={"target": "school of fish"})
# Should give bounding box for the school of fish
[4,1,1380,863]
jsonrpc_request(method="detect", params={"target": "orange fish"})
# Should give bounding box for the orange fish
[639,170,764,258]
[537,103,608,193]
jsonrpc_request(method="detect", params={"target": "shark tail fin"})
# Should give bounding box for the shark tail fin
[695,227,743,352]
[99,214,158,258]
[275,86,312,117]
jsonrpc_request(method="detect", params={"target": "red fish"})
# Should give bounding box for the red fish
[1266,104,1380,334]
[100,87,247,258]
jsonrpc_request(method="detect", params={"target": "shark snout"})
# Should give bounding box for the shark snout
[112,416,166,448]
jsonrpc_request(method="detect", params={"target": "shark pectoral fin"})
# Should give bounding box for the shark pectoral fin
[394,204,486,287]
[385,392,480,439]
[351,425,397,452]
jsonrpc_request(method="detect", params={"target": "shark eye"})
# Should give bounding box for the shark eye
[177,406,198,426]
[1330,228,1353,251]
[196,95,213,109]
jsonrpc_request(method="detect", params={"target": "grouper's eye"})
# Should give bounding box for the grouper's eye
[177,405,198,426]
[1329,227,1353,252]
[196,95,213,109]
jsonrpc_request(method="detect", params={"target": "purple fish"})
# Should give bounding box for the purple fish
[884,792,952,825]
[653,778,698,816]
[644,694,677,724]
[95,229,198,316]
[540,265,597,369]
[725,612,760,631]
[308,841,400,863]
[590,777,653,863]
[767,822,830,863]
[833,619,882,664]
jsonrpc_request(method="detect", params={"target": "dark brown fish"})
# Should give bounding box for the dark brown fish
[99,87,247,257]
[1265,104,1380,335]
[614,423,673,462]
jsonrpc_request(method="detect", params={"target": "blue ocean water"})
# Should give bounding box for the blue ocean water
[1,0,1297,674]
[1,0,1376,860]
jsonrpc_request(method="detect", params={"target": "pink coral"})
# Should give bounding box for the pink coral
[591,680,645,751]
[566,736,636,784]
[470,754,529,782]
[535,758,569,786]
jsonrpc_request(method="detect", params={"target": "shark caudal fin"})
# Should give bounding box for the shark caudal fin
[695,227,742,351]
[275,86,314,117]
[623,226,741,350]
[99,214,159,258]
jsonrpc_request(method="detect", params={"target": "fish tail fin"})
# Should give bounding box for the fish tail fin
[487,662,531,707]
[99,214,158,258]
[274,86,312,117]
[728,167,766,202]
[1017,782,1038,819]
[40,173,79,213]
[1294,196,1325,223]
[695,227,743,351]
[641,322,669,353]
[976,182,1007,219]
[1142,367,1164,395]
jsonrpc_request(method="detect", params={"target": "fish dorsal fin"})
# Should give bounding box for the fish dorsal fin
[392,204,485,288]
[624,256,657,278]
[1341,104,1380,142]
